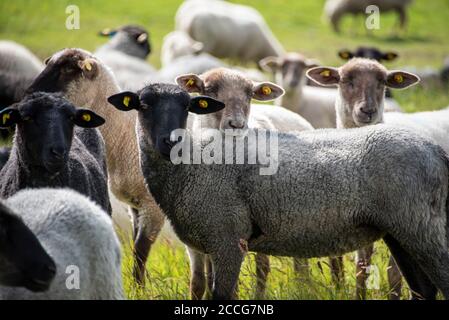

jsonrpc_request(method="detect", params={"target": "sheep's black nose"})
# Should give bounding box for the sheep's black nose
[163,137,175,148]
[228,120,245,129]
[360,107,376,116]
[50,147,66,160]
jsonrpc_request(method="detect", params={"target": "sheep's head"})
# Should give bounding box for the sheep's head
[99,25,151,59]
[108,84,224,159]
[0,92,104,173]
[176,68,283,133]
[161,31,204,66]
[259,53,319,90]
[307,58,419,127]
[338,47,398,62]
[0,201,56,292]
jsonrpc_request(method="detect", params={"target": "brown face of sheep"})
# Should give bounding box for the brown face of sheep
[259,54,319,90]
[306,59,420,127]
[176,68,284,132]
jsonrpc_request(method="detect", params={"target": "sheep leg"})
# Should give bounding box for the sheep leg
[187,247,206,300]
[210,245,244,300]
[387,255,402,300]
[255,253,270,299]
[383,234,437,300]
[355,244,374,300]
[396,7,407,30]
[293,258,310,281]
[329,256,344,287]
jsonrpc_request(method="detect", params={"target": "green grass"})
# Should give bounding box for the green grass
[1,0,449,299]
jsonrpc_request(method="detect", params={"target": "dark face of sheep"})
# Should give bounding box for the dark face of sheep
[0,202,56,292]
[99,25,151,59]
[338,47,398,62]
[259,53,319,90]
[176,68,283,133]
[307,58,420,127]
[0,92,105,173]
[107,84,225,159]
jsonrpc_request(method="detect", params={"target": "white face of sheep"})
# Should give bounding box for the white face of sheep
[176,68,284,134]
[306,58,420,127]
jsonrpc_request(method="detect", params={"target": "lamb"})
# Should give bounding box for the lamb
[0,92,111,215]
[324,0,413,33]
[0,188,123,299]
[306,57,420,300]
[176,67,313,299]
[27,48,165,285]
[95,25,157,91]
[260,53,402,128]
[109,83,449,300]
[175,0,285,64]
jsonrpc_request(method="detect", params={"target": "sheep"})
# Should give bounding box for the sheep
[95,25,157,91]
[175,0,285,64]
[324,0,413,33]
[161,30,205,67]
[306,57,420,300]
[109,82,449,300]
[0,92,111,215]
[0,196,56,292]
[260,53,402,128]
[0,40,43,78]
[0,188,123,299]
[27,48,165,285]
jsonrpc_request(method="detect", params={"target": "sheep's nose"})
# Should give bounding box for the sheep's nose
[163,137,176,148]
[50,147,66,160]
[228,120,245,129]
[360,107,377,116]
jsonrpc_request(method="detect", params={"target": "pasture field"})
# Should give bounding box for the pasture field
[1,0,448,299]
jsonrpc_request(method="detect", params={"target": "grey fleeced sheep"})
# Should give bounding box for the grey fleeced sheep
[176,0,285,63]
[0,92,111,215]
[0,188,123,300]
[0,41,43,78]
[108,83,449,300]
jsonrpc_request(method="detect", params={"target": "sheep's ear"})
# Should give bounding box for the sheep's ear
[107,92,140,111]
[137,32,148,44]
[98,28,117,37]
[44,55,52,65]
[259,56,281,73]
[0,108,21,128]
[73,109,105,128]
[382,51,398,61]
[252,82,284,101]
[306,67,340,86]
[77,58,98,79]
[192,41,204,54]
[176,74,204,93]
[189,96,225,115]
[338,49,354,60]
[386,71,420,89]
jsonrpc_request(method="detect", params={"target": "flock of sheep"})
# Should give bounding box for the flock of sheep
[0,0,449,300]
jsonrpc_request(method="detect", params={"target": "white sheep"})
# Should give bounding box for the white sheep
[175,0,285,64]
[0,188,123,300]
[0,40,43,78]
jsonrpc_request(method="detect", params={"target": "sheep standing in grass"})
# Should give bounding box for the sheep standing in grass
[176,68,313,299]
[0,189,123,299]
[109,83,449,300]
[95,25,156,91]
[175,0,284,64]
[0,92,111,215]
[324,0,413,33]
[261,53,403,128]
[307,57,421,300]
[28,48,165,285]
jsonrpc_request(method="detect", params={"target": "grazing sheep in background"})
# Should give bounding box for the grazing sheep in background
[0,189,123,300]
[28,48,165,285]
[95,25,157,91]
[176,0,285,64]
[0,40,43,78]
[177,68,313,299]
[161,31,205,67]
[307,57,420,300]
[324,0,413,33]
[0,92,111,215]
[109,83,449,300]
[0,198,56,292]
[261,53,403,128]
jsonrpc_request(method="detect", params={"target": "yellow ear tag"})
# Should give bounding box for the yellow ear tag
[262,86,272,95]
[123,96,131,107]
[84,61,92,71]
[341,52,349,59]
[394,74,404,83]
[2,113,10,125]
[82,113,91,122]
[198,99,208,108]
[186,78,195,87]
[320,70,331,77]
[387,53,395,60]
